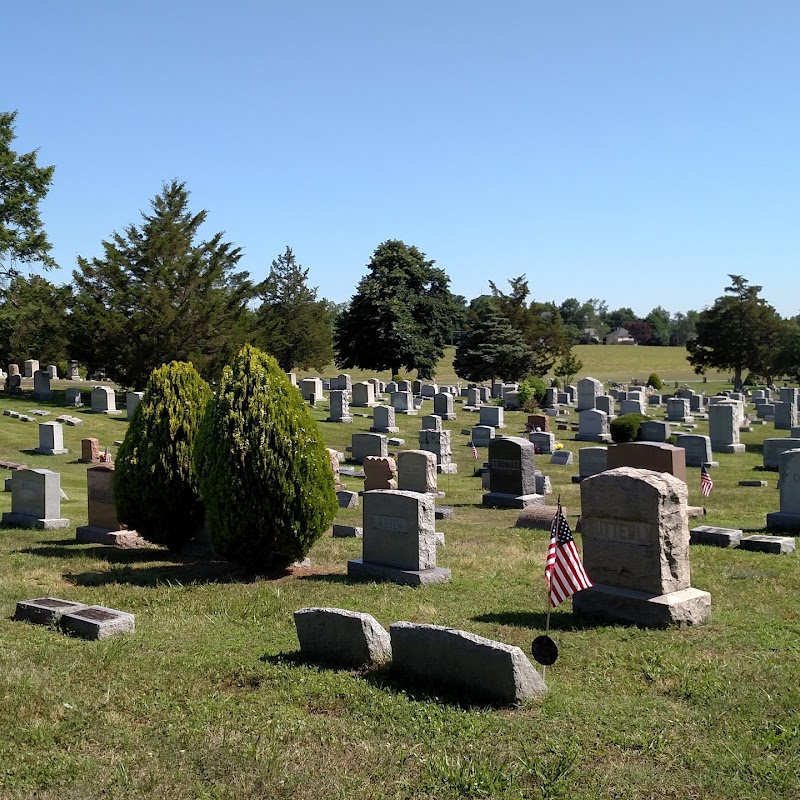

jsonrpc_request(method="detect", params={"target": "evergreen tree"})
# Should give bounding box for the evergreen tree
[0,111,57,282]
[69,180,258,388]
[454,308,534,383]
[334,240,456,379]
[114,362,211,551]
[687,275,786,390]
[194,344,337,572]
[255,246,333,372]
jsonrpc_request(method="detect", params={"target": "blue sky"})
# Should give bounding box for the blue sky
[6,1,799,317]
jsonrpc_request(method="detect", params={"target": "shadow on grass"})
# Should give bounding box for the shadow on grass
[262,653,519,710]
[295,572,354,585]
[473,610,603,631]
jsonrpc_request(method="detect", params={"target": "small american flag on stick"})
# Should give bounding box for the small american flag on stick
[700,465,713,498]
[545,502,593,607]
[470,442,478,459]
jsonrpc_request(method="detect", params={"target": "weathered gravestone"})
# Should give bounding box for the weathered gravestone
[690,525,743,548]
[421,414,442,431]
[2,468,70,528]
[433,392,457,420]
[574,467,711,627]
[34,422,68,455]
[294,607,391,668]
[674,434,716,468]
[79,438,101,464]
[66,360,80,380]
[576,409,611,443]
[351,382,377,408]
[391,390,417,415]
[479,406,505,429]
[6,373,22,395]
[47,364,58,380]
[418,429,457,473]
[775,388,799,430]
[14,597,87,626]
[471,425,495,447]
[23,359,39,379]
[577,377,603,411]
[347,490,450,585]
[573,446,607,482]
[763,438,800,470]
[397,450,439,496]
[299,377,323,402]
[708,402,745,453]
[8,363,19,377]
[766,448,800,531]
[666,397,693,423]
[466,387,481,407]
[76,464,135,544]
[350,432,388,464]
[91,387,121,415]
[514,504,562,530]
[620,398,645,416]
[371,405,399,433]
[607,441,687,484]
[59,606,135,640]
[529,431,556,454]
[327,390,353,423]
[362,456,397,491]
[390,622,546,705]
[65,387,83,407]
[549,449,573,466]
[32,370,52,401]
[595,395,615,418]
[126,391,143,420]
[526,413,549,433]
[639,420,670,443]
[482,437,542,509]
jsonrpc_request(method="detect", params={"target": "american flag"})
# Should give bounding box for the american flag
[544,503,593,607]
[700,465,713,498]
[470,442,478,459]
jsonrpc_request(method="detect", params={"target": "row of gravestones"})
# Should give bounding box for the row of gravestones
[7,360,80,381]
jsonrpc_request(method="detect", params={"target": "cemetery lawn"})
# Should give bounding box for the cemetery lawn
[0,381,798,800]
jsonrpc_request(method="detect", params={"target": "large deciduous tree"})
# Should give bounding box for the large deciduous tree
[687,275,786,390]
[333,240,456,379]
[0,111,57,282]
[255,246,333,372]
[69,180,258,388]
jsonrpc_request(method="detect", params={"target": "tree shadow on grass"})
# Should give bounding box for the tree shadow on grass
[473,610,611,632]
[294,572,355,585]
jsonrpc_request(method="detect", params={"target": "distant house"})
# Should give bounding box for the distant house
[604,327,636,345]
[581,327,601,344]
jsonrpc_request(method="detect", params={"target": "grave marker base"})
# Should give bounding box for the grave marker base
[34,447,68,456]
[14,597,87,625]
[60,605,135,639]
[482,492,544,510]
[2,512,70,529]
[690,526,743,547]
[744,531,797,552]
[75,525,138,545]
[573,583,712,628]
[347,559,451,586]
[765,511,800,533]
[711,443,746,454]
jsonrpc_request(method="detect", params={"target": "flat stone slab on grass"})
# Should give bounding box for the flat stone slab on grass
[515,505,563,531]
[332,524,363,538]
[1,511,70,530]
[337,490,359,509]
[55,415,83,426]
[390,622,547,705]
[690,525,743,548]
[387,437,405,447]
[75,526,140,546]
[347,559,451,586]
[59,606,135,639]
[739,480,769,487]
[435,506,454,520]
[294,607,391,668]
[739,535,796,555]
[14,597,87,626]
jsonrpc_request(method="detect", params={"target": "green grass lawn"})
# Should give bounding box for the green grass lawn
[1,367,799,799]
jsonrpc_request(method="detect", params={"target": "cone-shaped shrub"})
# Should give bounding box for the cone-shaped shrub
[114,361,212,551]
[610,412,650,444]
[194,344,337,571]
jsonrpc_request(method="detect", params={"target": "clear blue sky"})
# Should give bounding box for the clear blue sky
[6,1,799,317]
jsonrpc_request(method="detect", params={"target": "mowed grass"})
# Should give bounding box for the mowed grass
[1,363,799,800]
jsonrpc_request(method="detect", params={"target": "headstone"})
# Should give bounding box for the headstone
[8,363,20,377]
[575,409,611,443]
[6,373,22,395]
[390,622,546,704]
[648,394,663,406]
[420,383,438,398]
[391,390,417,415]
[690,525,743,548]
[433,393,456,420]
[371,405,399,433]
[46,364,58,380]
[23,359,39,378]
[575,467,711,627]
[338,374,352,392]
[327,390,353,423]
[577,377,603,411]
[595,395,615,417]
[514,504,562,530]
[59,606,135,639]
[674,434,716,468]
[65,387,83,407]
[775,388,799,430]
[2,468,70,528]
[528,431,556,454]
[397,450,439,495]
[763,438,800,470]
[578,446,608,479]
[347,490,450,585]
[466,387,481,407]
[14,597,87,626]
[471,425,495,448]
[666,397,693,423]
[385,381,398,394]
[478,406,504,429]
[482,437,542,508]
[620,398,646,416]
[80,438,101,463]
[76,465,132,543]
[362,456,397,490]
[766,448,800,531]
[299,377,323,401]
[35,422,68,455]
[527,414,549,433]
[503,391,521,410]
[708,402,745,453]
[91,387,121,415]
[351,382,377,408]
[639,420,670,443]
[607,441,686,484]
[351,432,388,464]
[549,450,573,465]
[757,402,776,419]
[337,490,359,509]
[739,535,796,555]
[397,380,411,392]
[328,448,344,490]
[126,391,144,420]
[418,429,457,474]
[32,370,52,400]
[294,607,391,668]
[332,524,362,538]
[66,360,80,380]
[421,414,442,431]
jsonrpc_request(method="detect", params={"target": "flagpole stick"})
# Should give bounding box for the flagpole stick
[542,601,552,680]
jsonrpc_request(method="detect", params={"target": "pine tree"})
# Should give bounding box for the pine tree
[256,246,333,372]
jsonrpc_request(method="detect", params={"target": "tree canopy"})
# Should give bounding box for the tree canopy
[687,275,787,389]
[255,246,333,372]
[0,111,56,282]
[69,180,258,388]
[334,240,456,379]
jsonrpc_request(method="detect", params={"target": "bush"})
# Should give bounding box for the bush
[647,372,663,390]
[194,344,337,572]
[551,377,561,389]
[518,377,547,412]
[114,362,212,551]
[610,412,650,444]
